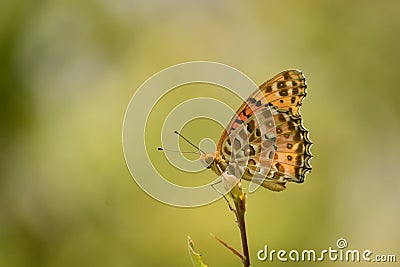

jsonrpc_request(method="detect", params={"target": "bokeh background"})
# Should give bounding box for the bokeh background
[1,1,399,266]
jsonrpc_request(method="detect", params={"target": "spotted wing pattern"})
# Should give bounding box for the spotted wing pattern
[214,70,312,192]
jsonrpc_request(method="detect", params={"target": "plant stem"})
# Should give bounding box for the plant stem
[233,195,250,267]
[219,170,251,266]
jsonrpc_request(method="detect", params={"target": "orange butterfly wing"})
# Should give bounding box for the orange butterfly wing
[214,70,312,191]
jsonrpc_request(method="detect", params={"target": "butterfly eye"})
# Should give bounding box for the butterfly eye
[201,153,215,168]
[205,156,214,167]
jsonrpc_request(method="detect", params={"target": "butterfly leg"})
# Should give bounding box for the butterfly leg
[210,180,236,213]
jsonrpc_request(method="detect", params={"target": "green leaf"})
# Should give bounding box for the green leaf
[187,236,208,267]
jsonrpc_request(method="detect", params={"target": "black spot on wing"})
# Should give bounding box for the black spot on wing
[279,89,288,96]
[277,81,286,89]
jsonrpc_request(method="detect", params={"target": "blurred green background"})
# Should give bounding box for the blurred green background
[1,1,399,266]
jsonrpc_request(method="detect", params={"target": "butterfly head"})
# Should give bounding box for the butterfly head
[200,152,216,169]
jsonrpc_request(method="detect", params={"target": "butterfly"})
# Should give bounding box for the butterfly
[201,70,312,192]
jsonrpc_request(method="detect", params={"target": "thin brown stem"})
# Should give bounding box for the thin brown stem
[212,234,246,262]
[214,168,251,266]
[232,194,250,267]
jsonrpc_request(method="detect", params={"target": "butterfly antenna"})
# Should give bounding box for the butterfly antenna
[174,130,206,155]
[157,147,199,154]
